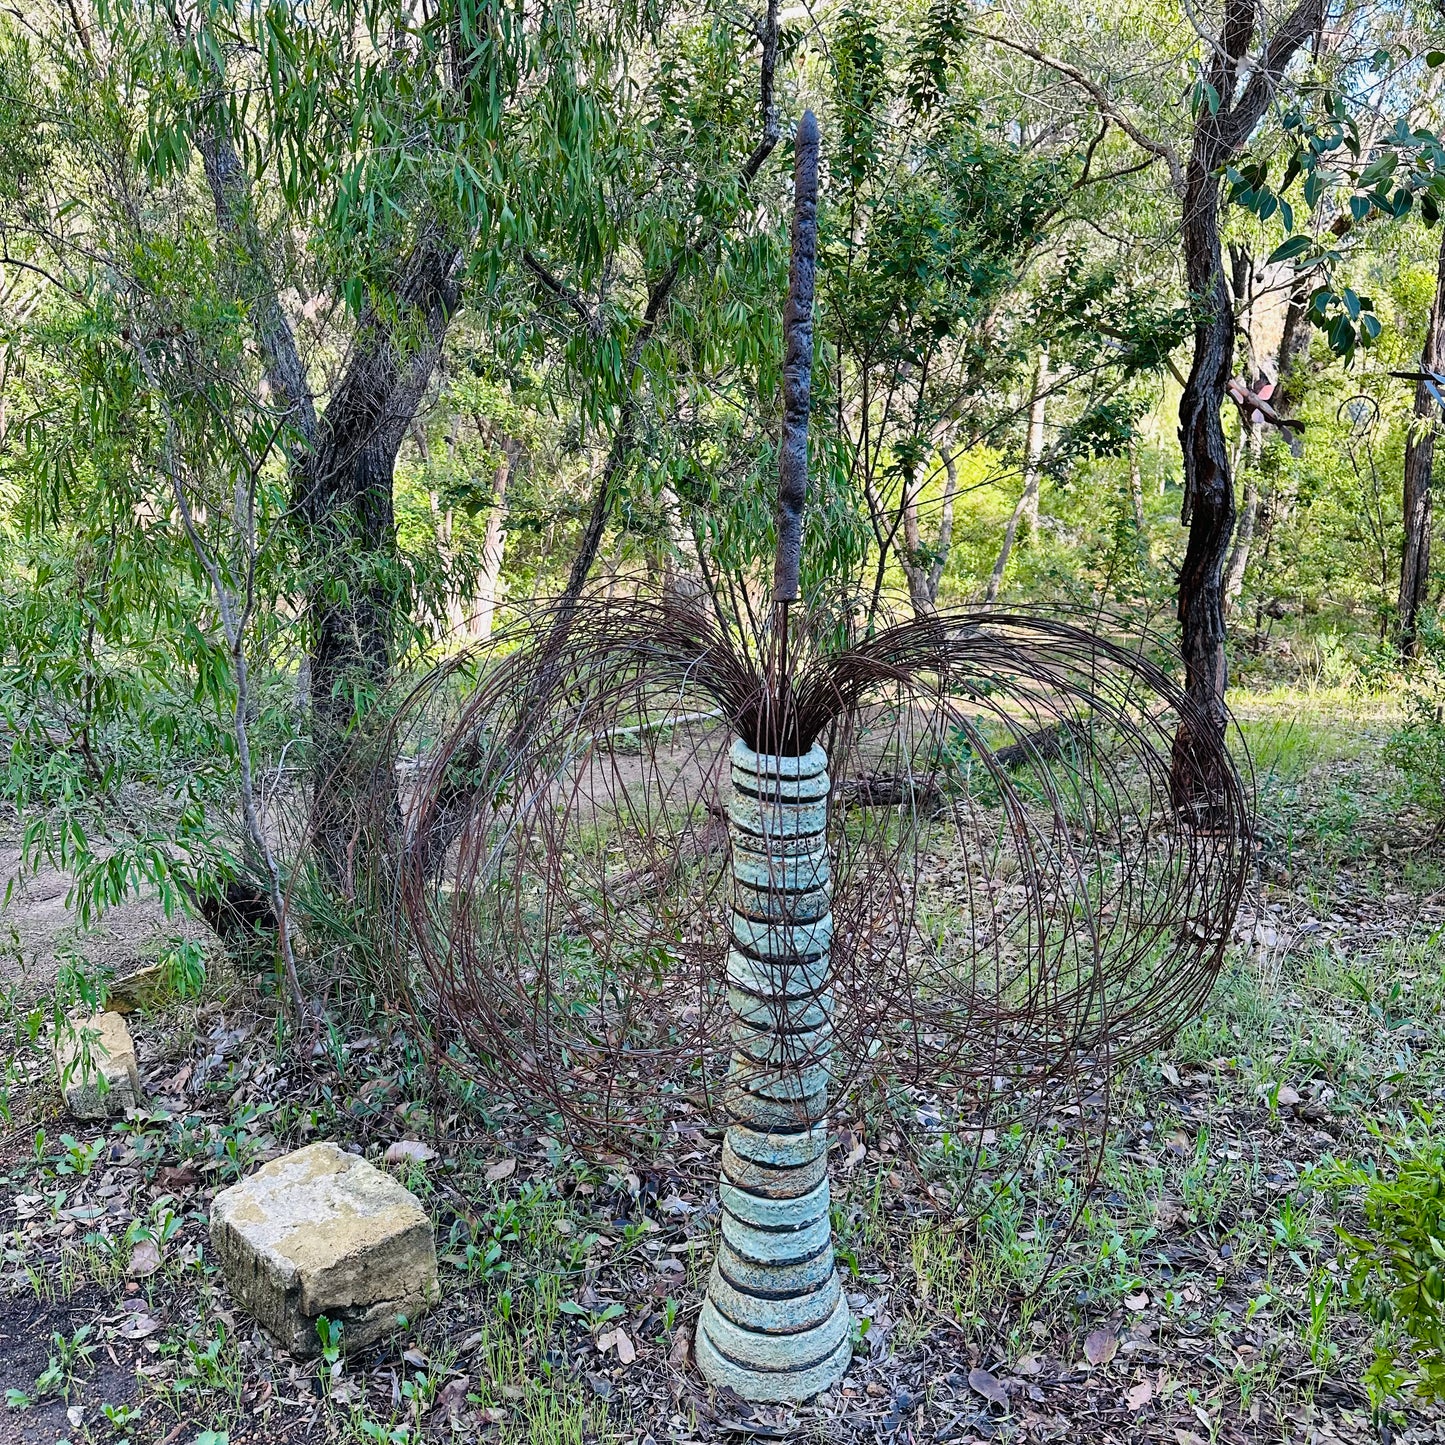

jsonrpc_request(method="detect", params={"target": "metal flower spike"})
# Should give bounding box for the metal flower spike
[389,113,1251,1405]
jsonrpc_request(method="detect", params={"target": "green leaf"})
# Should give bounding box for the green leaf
[1267,235,1313,264]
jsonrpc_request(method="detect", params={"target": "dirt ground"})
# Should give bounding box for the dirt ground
[3,691,1445,1444]
[0,842,206,990]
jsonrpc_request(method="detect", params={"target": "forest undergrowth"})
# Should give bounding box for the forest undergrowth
[1,686,1444,1445]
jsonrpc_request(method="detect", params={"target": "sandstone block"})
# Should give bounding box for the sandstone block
[210,1142,438,1356]
[55,1011,141,1119]
[106,963,169,1014]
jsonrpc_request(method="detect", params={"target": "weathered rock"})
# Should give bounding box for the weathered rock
[210,1142,438,1356]
[106,962,169,1014]
[55,1011,141,1119]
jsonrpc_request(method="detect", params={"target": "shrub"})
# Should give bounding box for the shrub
[1315,1112,1445,1404]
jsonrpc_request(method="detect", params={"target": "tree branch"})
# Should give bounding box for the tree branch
[130,337,312,1036]
[1222,0,1327,152]
[558,0,784,601]
[196,120,319,454]
[964,27,1185,195]
[522,248,599,335]
[741,0,781,184]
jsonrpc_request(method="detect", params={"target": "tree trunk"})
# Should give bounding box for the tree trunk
[200,112,462,879]
[899,446,959,616]
[660,482,708,607]
[1128,438,1147,562]
[1223,470,1258,614]
[986,350,1048,605]
[1173,152,1236,811]
[1021,346,1048,535]
[303,243,461,881]
[1275,274,1311,459]
[416,423,467,638]
[471,437,517,641]
[1170,0,1323,812]
[1399,227,1445,658]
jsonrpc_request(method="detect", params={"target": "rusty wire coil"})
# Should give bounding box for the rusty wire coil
[369,594,1250,1167]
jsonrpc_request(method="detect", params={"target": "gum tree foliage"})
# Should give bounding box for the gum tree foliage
[799,5,1199,627]
[4,0,1445,966]
[0,0,797,913]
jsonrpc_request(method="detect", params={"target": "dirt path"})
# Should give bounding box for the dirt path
[0,842,203,990]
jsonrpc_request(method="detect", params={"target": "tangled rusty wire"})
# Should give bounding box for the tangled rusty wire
[378,594,1251,1159]
[358,116,1251,1179]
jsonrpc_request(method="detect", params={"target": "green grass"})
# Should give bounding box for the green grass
[7,682,1445,1435]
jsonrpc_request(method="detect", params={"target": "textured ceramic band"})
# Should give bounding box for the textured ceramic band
[695,738,851,1401]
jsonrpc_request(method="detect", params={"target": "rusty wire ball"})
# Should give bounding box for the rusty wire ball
[379,595,1250,1162]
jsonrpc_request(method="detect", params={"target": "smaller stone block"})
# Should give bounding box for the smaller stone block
[106,963,169,1014]
[55,1011,141,1119]
[210,1142,438,1356]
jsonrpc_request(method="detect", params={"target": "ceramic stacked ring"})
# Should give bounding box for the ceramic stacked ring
[695,738,851,1401]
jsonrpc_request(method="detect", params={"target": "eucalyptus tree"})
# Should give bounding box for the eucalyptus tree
[0,0,803,915]
[1399,228,1445,655]
[0,0,526,898]
[512,0,795,607]
[812,7,1060,621]
[958,0,1445,798]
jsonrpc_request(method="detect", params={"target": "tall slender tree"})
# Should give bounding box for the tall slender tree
[1399,228,1445,657]
[1172,0,1324,807]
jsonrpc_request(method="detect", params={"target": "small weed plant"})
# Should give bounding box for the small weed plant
[1315,1111,1445,1404]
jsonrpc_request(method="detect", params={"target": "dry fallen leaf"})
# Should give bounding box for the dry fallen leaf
[485,1157,517,1183]
[384,1140,438,1166]
[836,1127,866,1171]
[402,1347,429,1369]
[119,1313,162,1341]
[1013,1354,1042,1377]
[1126,1379,1153,1409]
[127,1239,162,1279]
[613,1328,636,1365]
[669,1330,690,1369]
[432,1376,468,1419]
[1276,1084,1302,1107]
[1124,1291,1149,1312]
[1083,1329,1118,1367]
[968,1366,1008,1411]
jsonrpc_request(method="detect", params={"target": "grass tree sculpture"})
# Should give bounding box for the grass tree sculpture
[389,115,1250,1403]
